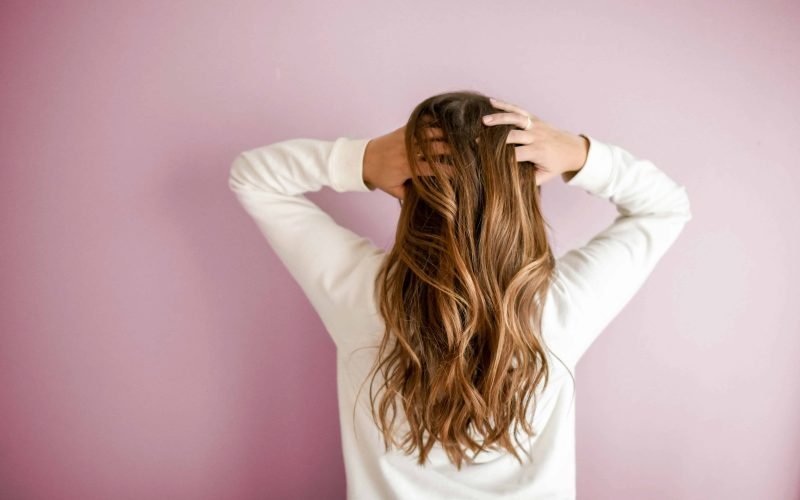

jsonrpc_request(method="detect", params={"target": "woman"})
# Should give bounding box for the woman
[228,91,692,499]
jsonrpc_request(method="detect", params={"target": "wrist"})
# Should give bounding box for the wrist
[574,134,590,171]
[363,139,380,189]
[561,134,589,182]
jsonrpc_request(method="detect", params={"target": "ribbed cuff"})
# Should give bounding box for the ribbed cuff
[564,134,614,196]
[329,137,375,193]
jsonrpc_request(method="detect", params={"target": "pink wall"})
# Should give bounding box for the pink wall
[1,1,798,498]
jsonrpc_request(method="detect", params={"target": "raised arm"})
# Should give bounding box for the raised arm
[544,135,693,367]
[228,137,386,350]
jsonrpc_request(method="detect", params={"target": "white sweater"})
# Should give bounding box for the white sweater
[228,133,692,499]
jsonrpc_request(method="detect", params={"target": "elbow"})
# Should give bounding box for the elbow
[677,185,692,223]
[228,152,252,193]
[652,184,692,225]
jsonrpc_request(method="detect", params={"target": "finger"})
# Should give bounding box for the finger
[416,158,455,178]
[514,145,539,163]
[422,127,445,139]
[428,140,452,155]
[487,98,542,123]
[488,97,528,117]
[482,112,532,130]
[414,138,452,156]
[489,97,541,123]
[505,129,534,145]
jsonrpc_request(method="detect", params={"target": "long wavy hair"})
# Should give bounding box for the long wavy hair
[356,90,572,470]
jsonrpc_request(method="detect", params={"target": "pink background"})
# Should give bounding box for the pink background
[2,1,798,499]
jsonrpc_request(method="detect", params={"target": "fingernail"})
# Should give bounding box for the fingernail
[483,115,493,123]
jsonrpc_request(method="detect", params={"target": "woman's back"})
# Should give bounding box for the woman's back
[338,301,579,499]
[227,98,692,498]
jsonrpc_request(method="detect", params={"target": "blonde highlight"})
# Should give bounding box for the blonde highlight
[355,90,574,470]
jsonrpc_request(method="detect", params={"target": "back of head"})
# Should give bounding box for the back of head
[361,90,560,470]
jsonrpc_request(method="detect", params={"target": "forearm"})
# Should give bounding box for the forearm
[550,134,692,365]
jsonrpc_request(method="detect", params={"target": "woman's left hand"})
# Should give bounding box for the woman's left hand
[363,125,450,201]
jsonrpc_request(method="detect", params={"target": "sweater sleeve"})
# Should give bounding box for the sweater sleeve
[228,137,386,350]
[544,134,693,368]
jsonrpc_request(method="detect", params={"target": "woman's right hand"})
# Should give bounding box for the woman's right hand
[481,97,589,186]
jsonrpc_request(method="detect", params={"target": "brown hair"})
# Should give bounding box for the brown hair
[356,90,573,470]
